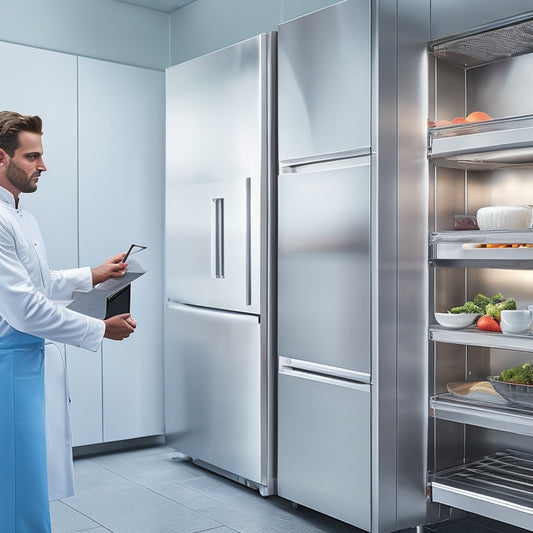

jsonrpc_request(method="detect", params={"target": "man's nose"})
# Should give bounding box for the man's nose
[38,159,47,172]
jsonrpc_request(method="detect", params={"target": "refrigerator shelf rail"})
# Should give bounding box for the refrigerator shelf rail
[429,326,533,353]
[430,393,533,437]
[429,450,533,530]
[429,230,533,268]
[428,114,533,169]
[429,13,533,69]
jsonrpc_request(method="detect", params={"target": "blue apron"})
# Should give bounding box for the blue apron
[0,330,51,533]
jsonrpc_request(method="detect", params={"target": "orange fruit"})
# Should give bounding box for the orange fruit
[451,117,468,124]
[466,111,491,122]
[436,119,452,127]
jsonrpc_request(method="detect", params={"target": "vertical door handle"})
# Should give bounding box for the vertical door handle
[211,197,224,278]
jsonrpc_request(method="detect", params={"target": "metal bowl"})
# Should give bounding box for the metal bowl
[488,376,533,407]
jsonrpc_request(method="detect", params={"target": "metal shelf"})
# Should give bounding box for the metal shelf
[430,393,533,436]
[429,13,533,68]
[428,114,533,169]
[430,450,533,531]
[429,326,533,352]
[430,231,533,268]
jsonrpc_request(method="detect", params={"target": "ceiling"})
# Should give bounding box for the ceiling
[117,0,196,13]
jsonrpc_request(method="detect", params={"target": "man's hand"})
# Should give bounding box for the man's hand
[91,253,127,286]
[103,313,137,340]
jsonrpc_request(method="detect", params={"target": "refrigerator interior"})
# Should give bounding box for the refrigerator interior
[428,13,533,529]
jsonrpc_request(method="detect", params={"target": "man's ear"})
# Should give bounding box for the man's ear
[0,148,8,168]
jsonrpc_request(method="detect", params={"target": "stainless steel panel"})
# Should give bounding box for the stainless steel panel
[166,34,273,314]
[166,34,265,183]
[468,53,533,119]
[277,369,371,530]
[278,0,371,163]
[278,158,370,373]
[164,303,262,484]
[430,0,533,41]
[166,178,257,313]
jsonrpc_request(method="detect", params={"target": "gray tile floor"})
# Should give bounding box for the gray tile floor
[50,444,365,533]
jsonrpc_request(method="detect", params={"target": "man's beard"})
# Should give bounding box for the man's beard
[6,160,39,193]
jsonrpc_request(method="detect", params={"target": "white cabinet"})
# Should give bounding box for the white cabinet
[66,346,103,447]
[0,41,78,269]
[77,57,165,442]
[0,40,165,447]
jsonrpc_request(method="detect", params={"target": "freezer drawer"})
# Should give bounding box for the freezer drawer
[166,177,258,314]
[278,369,371,530]
[278,159,371,375]
[164,303,262,484]
[278,0,371,163]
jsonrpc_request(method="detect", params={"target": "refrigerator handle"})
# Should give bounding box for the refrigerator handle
[211,197,225,278]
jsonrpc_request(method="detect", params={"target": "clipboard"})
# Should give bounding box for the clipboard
[67,253,146,319]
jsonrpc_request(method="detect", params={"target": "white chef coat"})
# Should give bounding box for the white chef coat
[0,185,105,350]
[0,184,106,502]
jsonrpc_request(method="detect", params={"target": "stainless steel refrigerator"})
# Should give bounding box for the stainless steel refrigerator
[164,33,276,496]
[277,0,371,528]
[277,0,429,531]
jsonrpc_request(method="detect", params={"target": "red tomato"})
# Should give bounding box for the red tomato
[477,315,501,332]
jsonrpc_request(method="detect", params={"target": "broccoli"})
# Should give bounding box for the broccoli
[473,293,491,312]
[449,301,483,314]
[485,298,516,321]
[489,292,505,305]
[499,363,533,385]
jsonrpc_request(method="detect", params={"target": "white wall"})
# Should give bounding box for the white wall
[169,0,342,65]
[0,0,168,70]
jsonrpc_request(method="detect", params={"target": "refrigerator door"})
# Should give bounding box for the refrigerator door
[278,0,371,164]
[164,303,263,485]
[278,366,371,530]
[278,157,371,377]
[166,33,273,313]
[166,177,256,313]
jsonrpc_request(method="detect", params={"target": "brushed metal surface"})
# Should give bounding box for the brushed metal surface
[166,34,269,313]
[278,0,371,163]
[278,158,371,374]
[164,303,262,483]
[277,371,371,530]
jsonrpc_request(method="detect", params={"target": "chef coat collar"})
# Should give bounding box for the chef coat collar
[0,185,18,209]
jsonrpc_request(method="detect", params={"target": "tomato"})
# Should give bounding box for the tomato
[477,315,501,332]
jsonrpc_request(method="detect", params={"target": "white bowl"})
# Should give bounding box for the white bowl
[476,206,532,230]
[434,313,479,329]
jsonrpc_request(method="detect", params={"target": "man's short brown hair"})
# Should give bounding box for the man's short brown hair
[0,111,43,157]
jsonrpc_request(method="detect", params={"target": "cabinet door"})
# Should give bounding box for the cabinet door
[278,0,371,162]
[66,346,103,447]
[0,42,78,269]
[278,370,371,530]
[78,57,165,442]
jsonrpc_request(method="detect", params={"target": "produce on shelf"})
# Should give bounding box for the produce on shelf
[498,363,533,385]
[428,110,492,128]
[477,315,502,332]
[448,292,515,332]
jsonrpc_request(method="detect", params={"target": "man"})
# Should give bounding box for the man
[0,111,137,532]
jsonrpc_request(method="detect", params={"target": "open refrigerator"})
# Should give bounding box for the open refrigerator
[427,11,533,530]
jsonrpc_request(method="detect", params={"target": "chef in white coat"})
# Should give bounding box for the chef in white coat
[0,111,137,533]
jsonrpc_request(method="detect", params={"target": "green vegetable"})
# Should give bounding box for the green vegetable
[499,363,533,385]
[449,302,483,314]
[448,292,513,316]
[485,298,516,321]
[473,294,491,311]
